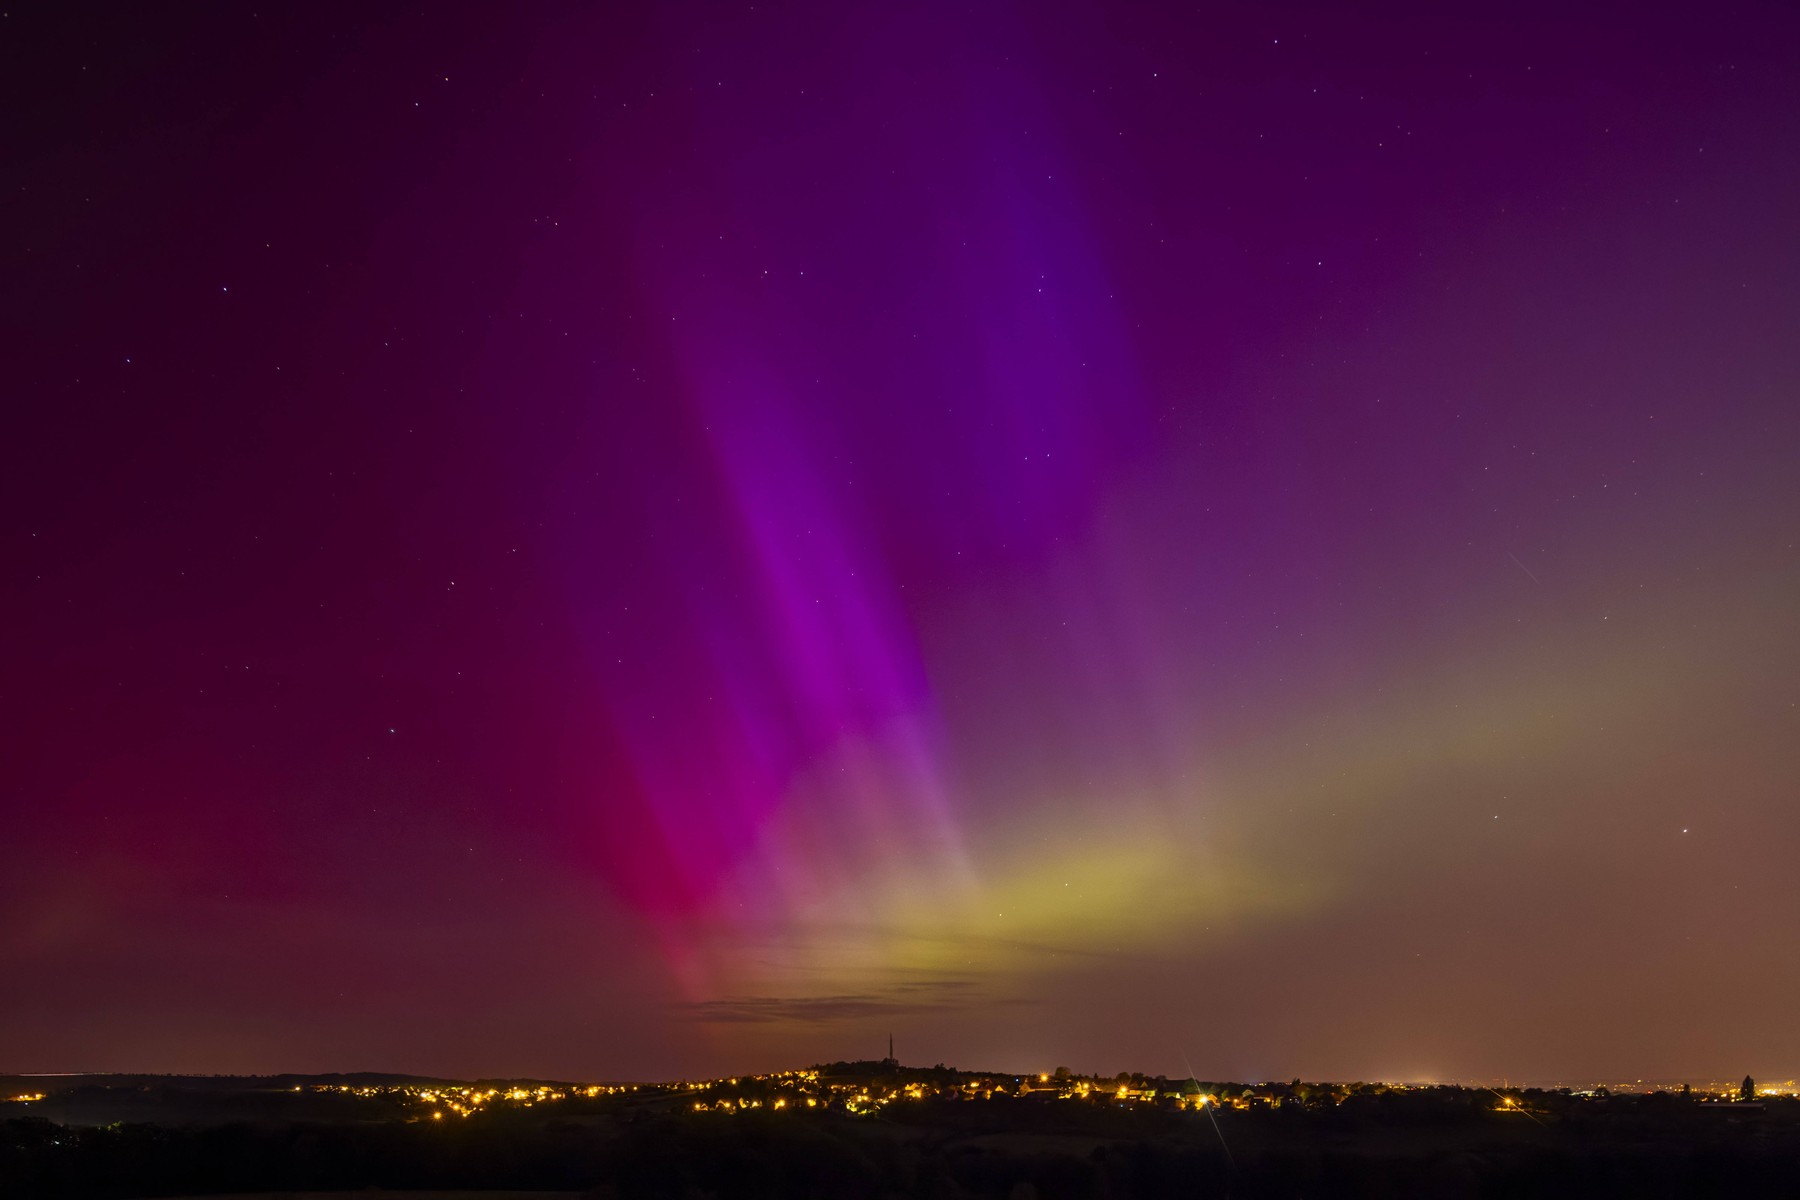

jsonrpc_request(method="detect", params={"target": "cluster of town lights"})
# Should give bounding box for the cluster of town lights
[308,1081,633,1119]
[278,1069,1241,1121]
[467,1069,1211,1119]
[11,1074,1795,1124]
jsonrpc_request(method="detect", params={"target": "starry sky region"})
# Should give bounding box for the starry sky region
[3,0,1799,1082]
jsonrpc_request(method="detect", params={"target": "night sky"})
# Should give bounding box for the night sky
[5,1,1798,1084]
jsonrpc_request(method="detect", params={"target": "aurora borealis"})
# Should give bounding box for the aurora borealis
[4,1,1798,1084]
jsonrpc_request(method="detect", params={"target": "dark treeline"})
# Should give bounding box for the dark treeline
[7,1098,1800,1200]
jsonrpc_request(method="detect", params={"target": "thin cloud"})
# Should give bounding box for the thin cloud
[685,978,1008,1024]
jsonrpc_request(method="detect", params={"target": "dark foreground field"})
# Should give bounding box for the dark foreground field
[6,1076,1800,1199]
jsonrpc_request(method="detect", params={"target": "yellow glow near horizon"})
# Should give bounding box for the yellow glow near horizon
[688,802,1323,1007]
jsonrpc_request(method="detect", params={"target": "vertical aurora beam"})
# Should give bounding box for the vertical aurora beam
[577,329,979,996]
[565,4,1164,994]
